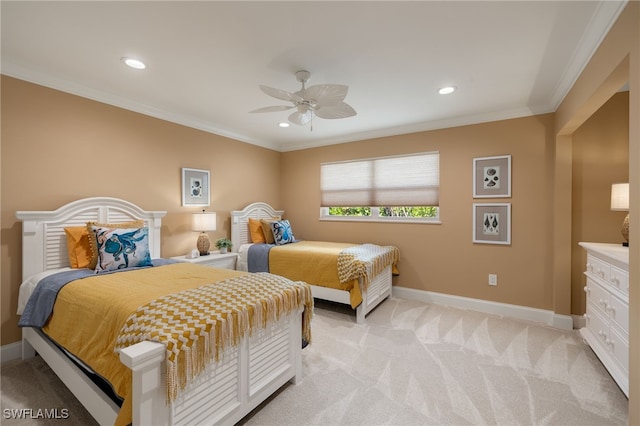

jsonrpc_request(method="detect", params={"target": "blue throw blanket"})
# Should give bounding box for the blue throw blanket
[247,243,274,272]
[19,259,177,328]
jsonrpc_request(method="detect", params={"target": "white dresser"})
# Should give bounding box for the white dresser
[579,242,629,397]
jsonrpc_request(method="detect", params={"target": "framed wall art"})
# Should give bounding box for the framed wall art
[473,203,511,245]
[181,168,210,207]
[473,155,511,198]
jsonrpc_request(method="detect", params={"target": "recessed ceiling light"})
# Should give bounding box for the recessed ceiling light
[122,57,146,70]
[438,86,456,95]
[278,122,290,128]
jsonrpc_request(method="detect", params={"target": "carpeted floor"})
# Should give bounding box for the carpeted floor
[1,297,628,425]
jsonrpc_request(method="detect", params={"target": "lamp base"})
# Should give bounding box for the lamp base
[621,213,629,247]
[197,233,211,256]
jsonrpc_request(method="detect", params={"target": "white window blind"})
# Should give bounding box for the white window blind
[321,152,439,207]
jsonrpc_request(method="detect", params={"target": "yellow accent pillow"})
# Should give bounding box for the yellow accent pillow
[249,218,266,243]
[260,218,280,244]
[64,226,93,269]
[86,220,144,269]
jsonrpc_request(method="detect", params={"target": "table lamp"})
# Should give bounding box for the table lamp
[192,210,217,255]
[610,183,629,246]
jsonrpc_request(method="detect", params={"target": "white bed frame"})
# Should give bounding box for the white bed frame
[16,197,303,426]
[231,202,392,324]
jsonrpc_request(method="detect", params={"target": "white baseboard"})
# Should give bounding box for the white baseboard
[1,340,23,363]
[392,287,574,331]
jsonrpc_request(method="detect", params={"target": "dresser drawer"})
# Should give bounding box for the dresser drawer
[609,265,629,296]
[609,326,629,373]
[586,254,610,283]
[585,302,609,344]
[608,293,629,334]
[585,278,609,317]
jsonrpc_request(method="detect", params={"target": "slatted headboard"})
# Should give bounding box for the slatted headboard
[230,202,284,252]
[15,197,166,279]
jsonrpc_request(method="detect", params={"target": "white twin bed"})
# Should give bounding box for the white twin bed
[16,197,306,426]
[231,202,395,324]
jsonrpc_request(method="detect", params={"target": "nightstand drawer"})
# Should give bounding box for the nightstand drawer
[171,252,238,270]
[202,256,236,270]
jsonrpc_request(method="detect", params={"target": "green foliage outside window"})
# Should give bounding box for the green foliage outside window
[380,206,438,218]
[328,207,371,216]
[328,206,437,218]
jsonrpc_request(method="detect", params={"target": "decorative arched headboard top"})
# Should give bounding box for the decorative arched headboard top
[16,197,166,279]
[230,202,284,251]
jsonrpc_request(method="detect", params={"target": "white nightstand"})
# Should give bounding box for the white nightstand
[171,251,237,270]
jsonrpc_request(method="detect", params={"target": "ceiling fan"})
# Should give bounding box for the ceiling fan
[250,70,356,127]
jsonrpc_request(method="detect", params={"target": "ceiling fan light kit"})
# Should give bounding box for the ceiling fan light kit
[250,70,357,128]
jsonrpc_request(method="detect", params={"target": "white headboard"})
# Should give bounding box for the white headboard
[230,202,284,251]
[15,197,166,279]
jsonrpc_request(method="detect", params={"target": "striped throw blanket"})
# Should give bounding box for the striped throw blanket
[337,244,399,289]
[114,272,313,402]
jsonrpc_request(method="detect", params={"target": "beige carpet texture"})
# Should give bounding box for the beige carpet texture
[1,297,628,425]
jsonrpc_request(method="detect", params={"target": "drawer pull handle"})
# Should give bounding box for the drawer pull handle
[610,277,620,285]
[583,286,590,293]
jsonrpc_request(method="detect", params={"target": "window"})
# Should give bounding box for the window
[320,152,439,223]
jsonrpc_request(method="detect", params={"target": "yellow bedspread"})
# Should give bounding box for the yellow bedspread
[42,263,313,426]
[269,241,399,308]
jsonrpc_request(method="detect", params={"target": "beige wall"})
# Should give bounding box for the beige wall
[571,92,629,314]
[555,2,638,422]
[1,76,281,345]
[282,115,558,310]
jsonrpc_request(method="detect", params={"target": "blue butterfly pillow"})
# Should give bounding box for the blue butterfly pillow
[269,220,295,245]
[90,226,152,273]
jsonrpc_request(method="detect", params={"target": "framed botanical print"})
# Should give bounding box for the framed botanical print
[473,203,511,245]
[181,168,210,207]
[473,155,511,198]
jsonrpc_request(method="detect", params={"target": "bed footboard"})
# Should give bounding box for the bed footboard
[356,265,393,323]
[23,309,303,426]
[120,308,303,426]
[309,265,392,324]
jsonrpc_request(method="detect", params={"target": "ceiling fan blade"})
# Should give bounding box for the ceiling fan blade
[249,105,295,113]
[259,85,303,103]
[314,102,357,119]
[300,84,348,105]
[288,110,313,126]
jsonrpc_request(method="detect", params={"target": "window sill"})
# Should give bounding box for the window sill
[319,217,441,225]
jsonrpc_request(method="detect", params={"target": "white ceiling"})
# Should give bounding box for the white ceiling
[1,1,627,152]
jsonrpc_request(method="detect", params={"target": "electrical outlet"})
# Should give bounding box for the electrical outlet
[488,274,498,286]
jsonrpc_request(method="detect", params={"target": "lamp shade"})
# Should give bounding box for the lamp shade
[192,211,217,232]
[610,183,629,211]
